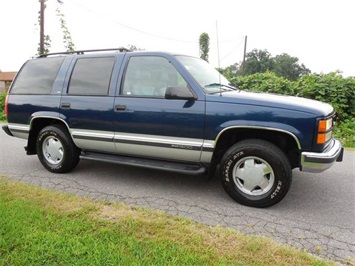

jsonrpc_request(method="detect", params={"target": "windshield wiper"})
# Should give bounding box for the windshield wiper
[204,83,236,90]
[204,83,238,94]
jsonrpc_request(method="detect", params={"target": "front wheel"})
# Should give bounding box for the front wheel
[220,139,292,208]
[36,125,80,173]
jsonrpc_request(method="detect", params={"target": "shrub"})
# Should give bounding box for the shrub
[334,119,355,148]
[232,72,355,122]
[0,93,6,121]
[231,72,295,95]
[295,73,355,121]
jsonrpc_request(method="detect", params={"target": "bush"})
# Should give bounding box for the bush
[295,73,355,121]
[231,72,295,95]
[232,72,355,122]
[334,119,355,148]
[0,93,6,121]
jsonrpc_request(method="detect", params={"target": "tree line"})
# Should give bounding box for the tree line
[219,49,311,81]
[199,32,311,81]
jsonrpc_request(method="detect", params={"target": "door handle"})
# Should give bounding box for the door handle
[61,102,71,108]
[115,105,127,111]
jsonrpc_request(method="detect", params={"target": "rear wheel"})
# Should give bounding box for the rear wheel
[220,139,292,208]
[36,125,80,173]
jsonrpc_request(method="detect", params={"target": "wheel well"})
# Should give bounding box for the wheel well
[26,118,69,155]
[212,128,300,169]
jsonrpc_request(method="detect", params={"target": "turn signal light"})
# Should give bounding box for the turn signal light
[317,133,326,144]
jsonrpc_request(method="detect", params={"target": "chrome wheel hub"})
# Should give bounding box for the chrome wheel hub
[42,136,64,165]
[232,156,275,196]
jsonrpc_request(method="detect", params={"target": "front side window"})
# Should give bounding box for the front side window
[68,57,115,95]
[11,57,64,94]
[122,56,187,97]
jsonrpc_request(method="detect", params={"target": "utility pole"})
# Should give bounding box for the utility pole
[39,0,45,55]
[242,35,247,76]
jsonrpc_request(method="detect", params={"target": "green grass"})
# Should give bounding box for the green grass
[0,177,339,266]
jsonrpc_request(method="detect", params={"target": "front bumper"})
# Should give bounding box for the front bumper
[300,139,343,173]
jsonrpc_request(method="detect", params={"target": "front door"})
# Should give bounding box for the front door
[113,55,205,162]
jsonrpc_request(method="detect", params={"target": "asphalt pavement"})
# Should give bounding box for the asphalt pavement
[0,127,354,263]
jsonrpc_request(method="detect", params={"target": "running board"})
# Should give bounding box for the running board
[80,152,208,175]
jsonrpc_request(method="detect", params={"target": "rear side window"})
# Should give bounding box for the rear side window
[11,57,64,94]
[68,57,115,95]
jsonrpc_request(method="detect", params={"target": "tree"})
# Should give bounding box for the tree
[127,44,144,51]
[37,0,51,55]
[220,49,311,81]
[56,1,75,52]
[273,53,310,81]
[217,63,239,80]
[37,0,75,55]
[199,32,210,62]
[37,35,52,55]
[241,49,274,75]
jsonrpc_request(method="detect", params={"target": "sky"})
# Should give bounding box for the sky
[0,0,354,77]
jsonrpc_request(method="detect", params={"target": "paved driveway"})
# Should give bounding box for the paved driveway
[0,128,354,263]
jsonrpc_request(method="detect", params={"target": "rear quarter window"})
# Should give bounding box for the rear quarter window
[10,57,64,94]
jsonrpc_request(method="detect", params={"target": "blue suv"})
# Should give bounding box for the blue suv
[2,48,343,207]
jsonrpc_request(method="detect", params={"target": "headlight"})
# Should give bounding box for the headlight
[318,118,333,132]
[317,118,333,144]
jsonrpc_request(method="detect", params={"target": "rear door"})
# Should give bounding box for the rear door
[60,55,122,153]
[113,55,205,162]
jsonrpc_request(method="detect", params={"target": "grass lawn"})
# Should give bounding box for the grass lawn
[0,177,339,266]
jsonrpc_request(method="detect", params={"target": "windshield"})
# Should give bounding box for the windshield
[176,55,235,93]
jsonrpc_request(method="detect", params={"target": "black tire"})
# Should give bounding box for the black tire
[36,124,80,173]
[220,139,292,208]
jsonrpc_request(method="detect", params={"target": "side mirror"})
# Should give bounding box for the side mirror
[165,87,196,100]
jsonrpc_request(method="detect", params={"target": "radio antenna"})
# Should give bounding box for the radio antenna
[216,20,222,97]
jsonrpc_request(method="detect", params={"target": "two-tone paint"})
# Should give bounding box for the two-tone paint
[4,51,343,173]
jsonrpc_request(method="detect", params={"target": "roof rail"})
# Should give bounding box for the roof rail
[38,47,131,58]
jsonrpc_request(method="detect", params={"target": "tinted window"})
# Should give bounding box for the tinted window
[122,56,187,97]
[68,57,115,95]
[11,57,64,94]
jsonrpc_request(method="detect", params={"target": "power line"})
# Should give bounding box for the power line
[70,0,196,43]
[70,0,245,45]
[220,38,244,62]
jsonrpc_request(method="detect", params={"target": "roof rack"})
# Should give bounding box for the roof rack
[38,47,131,58]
